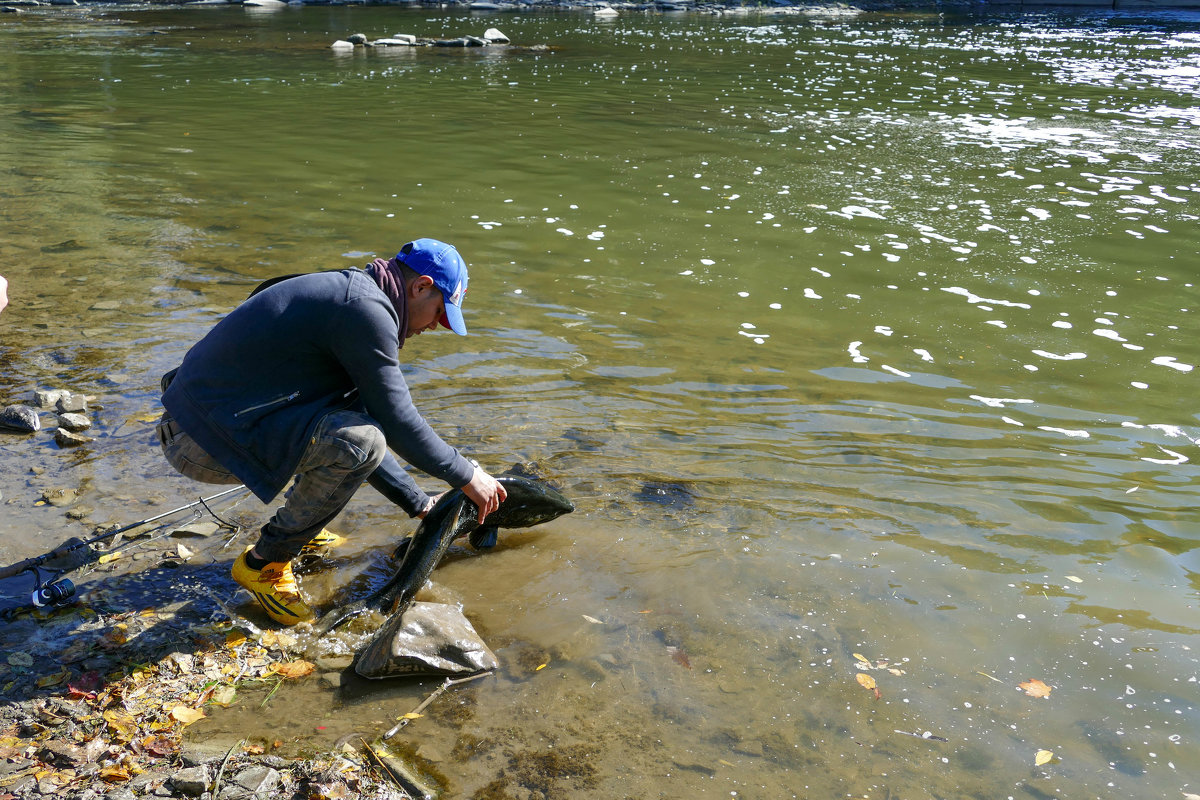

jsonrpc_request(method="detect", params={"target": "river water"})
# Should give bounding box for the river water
[1,4,1198,798]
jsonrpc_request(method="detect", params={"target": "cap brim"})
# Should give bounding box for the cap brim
[441,304,467,336]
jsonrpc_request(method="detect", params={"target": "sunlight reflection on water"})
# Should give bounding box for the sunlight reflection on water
[1,6,1198,798]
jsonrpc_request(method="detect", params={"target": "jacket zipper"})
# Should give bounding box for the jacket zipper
[234,391,300,418]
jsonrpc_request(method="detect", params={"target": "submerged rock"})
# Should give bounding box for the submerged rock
[0,404,40,433]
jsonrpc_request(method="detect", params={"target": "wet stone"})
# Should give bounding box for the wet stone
[55,428,94,448]
[56,412,91,432]
[0,404,40,433]
[42,487,78,507]
[315,654,355,671]
[171,521,219,538]
[56,394,91,413]
[34,389,70,408]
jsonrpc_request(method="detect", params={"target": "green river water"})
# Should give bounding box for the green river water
[1,4,1198,798]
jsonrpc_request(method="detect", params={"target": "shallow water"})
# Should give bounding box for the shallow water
[1,4,1199,798]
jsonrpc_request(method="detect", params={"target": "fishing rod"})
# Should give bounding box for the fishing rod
[0,485,249,615]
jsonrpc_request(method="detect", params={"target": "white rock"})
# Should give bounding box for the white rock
[483,27,509,43]
[374,38,417,46]
[243,0,285,5]
[594,6,618,17]
[330,40,355,50]
[389,33,418,44]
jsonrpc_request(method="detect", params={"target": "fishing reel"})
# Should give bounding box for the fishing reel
[0,566,77,620]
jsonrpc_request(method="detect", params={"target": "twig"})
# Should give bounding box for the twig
[382,670,494,741]
[361,738,438,800]
[211,738,243,797]
[260,677,283,707]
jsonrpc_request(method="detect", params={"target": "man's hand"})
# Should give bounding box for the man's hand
[417,492,444,519]
[461,467,507,524]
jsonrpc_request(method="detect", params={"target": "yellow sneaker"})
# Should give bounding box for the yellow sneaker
[232,551,314,626]
[298,528,346,559]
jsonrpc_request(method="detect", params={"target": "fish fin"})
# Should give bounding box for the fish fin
[468,525,499,550]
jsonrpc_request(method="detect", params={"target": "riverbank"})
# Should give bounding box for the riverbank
[0,510,426,800]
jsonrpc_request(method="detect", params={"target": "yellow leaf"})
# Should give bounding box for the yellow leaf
[397,712,423,721]
[271,660,315,679]
[98,552,122,565]
[852,652,870,664]
[855,673,877,690]
[210,685,237,707]
[100,765,132,782]
[535,663,548,671]
[1035,749,1054,766]
[225,632,247,649]
[36,667,69,688]
[170,705,206,726]
[1019,678,1053,698]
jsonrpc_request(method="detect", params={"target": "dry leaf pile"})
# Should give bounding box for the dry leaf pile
[0,617,404,799]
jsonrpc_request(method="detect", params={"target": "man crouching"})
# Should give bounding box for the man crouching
[157,238,506,625]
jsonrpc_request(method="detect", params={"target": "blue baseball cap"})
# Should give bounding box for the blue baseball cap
[396,238,469,335]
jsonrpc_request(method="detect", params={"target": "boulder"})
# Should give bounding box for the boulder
[330,40,355,50]
[0,405,40,433]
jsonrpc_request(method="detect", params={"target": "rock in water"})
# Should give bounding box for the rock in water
[0,405,40,433]
[55,428,94,448]
[355,602,499,679]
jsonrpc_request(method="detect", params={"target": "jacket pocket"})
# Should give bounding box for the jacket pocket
[233,391,300,418]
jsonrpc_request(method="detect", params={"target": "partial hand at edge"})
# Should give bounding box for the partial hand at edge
[460,466,507,524]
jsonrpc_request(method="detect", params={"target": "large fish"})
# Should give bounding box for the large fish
[313,475,573,637]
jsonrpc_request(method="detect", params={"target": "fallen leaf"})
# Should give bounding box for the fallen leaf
[225,632,247,649]
[1019,678,1053,699]
[36,667,69,689]
[856,672,881,699]
[582,615,603,625]
[97,552,122,565]
[271,660,315,679]
[210,685,237,707]
[977,671,1004,683]
[243,742,265,755]
[535,663,548,671]
[99,765,132,783]
[662,645,692,669]
[170,706,206,726]
[1035,749,1054,766]
[852,652,870,664]
[1065,576,1082,583]
[397,712,423,721]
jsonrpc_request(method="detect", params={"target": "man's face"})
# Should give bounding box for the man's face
[406,275,445,339]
